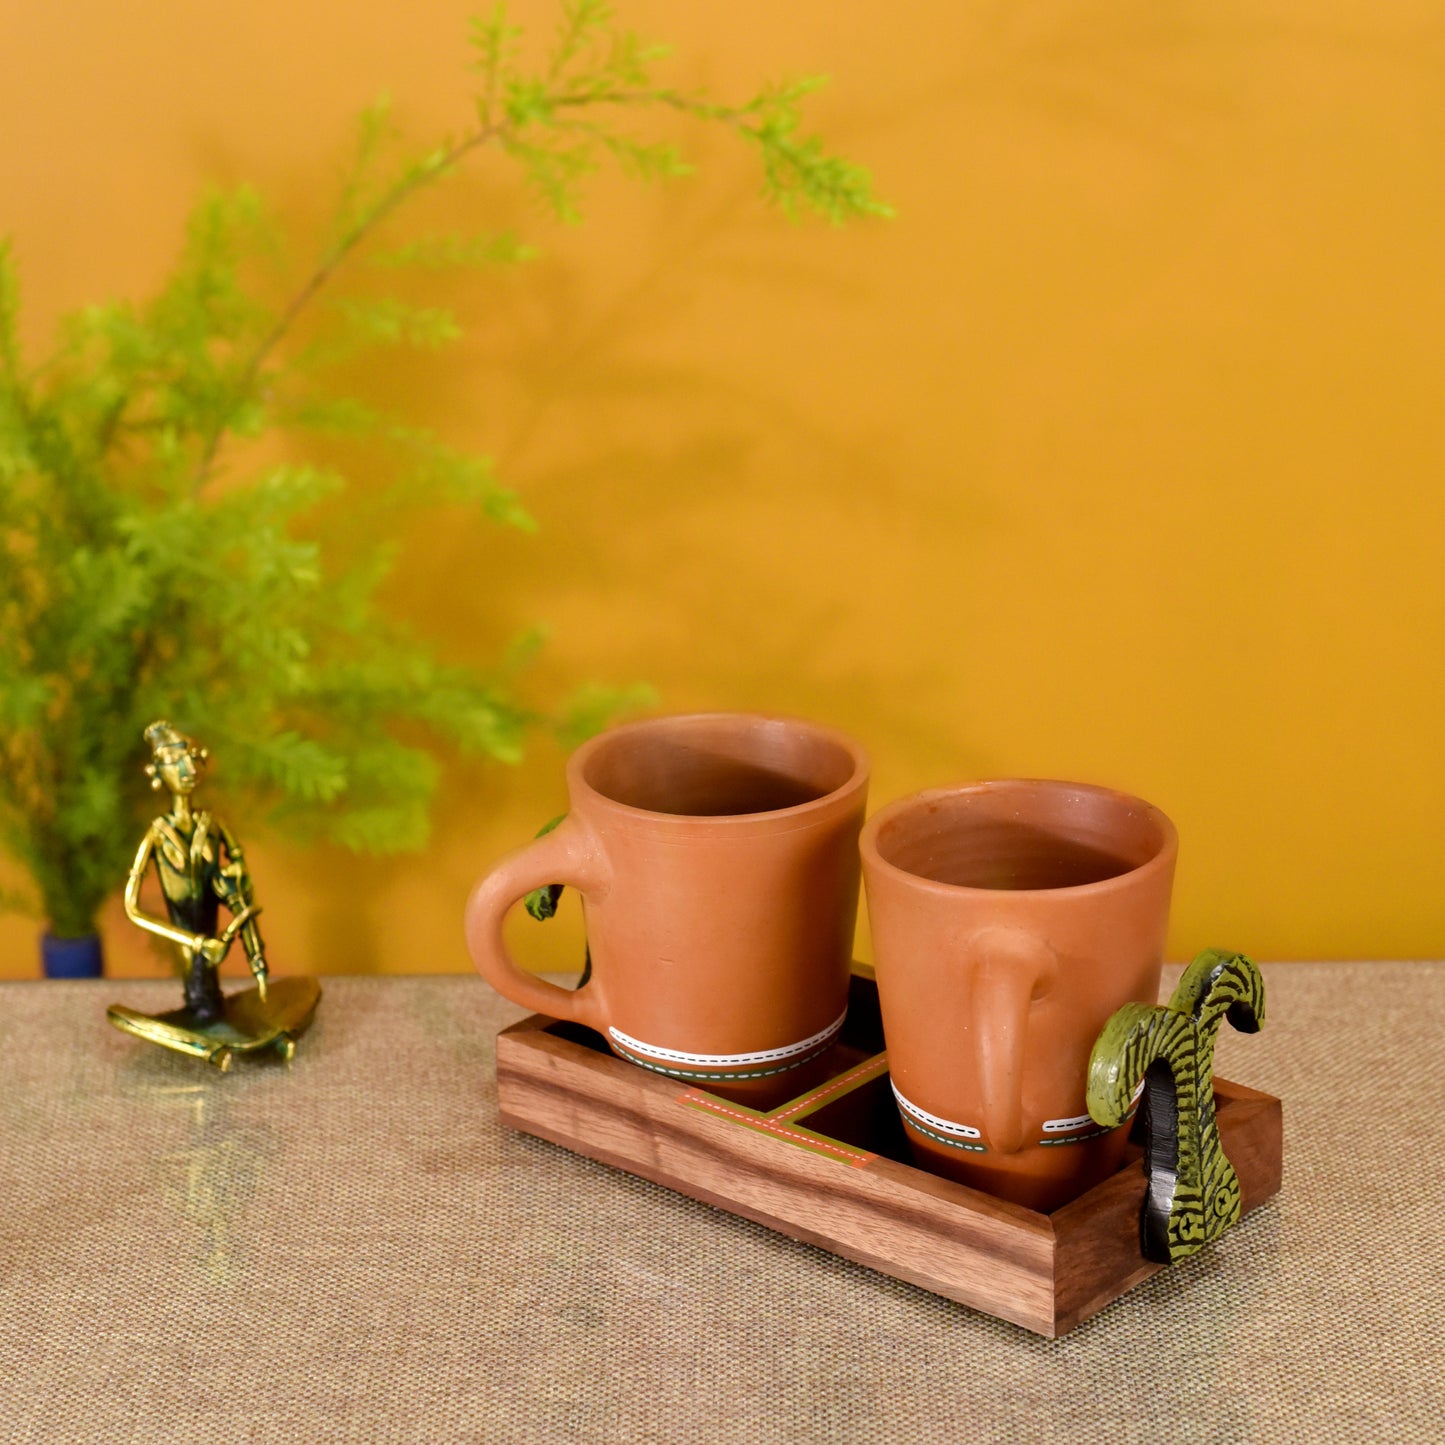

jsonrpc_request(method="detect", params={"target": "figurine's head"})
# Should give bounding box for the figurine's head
[143,720,209,797]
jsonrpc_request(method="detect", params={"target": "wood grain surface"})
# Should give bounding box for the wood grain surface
[496,1000,1283,1338]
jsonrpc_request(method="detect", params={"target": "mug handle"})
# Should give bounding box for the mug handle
[969,927,1059,1154]
[464,816,610,1032]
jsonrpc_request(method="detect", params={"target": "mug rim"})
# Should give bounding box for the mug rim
[566,711,870,829]
[859,777,1178,898]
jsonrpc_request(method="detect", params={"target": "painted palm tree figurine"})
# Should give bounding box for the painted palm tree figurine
[108,721,319,1069]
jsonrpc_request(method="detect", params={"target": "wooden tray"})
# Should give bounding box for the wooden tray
[495,972,1283,1338]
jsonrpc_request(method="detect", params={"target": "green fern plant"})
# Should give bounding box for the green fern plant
[0,2,890,947]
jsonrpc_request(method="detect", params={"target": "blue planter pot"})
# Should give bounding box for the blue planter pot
[41,932,104,979]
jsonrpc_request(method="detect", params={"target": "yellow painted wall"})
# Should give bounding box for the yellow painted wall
[2,0,1442,982]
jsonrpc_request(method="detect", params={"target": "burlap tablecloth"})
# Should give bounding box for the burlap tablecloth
[1,963,1440,1443]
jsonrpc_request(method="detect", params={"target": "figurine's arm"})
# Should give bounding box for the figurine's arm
[123,827,228,963]
[217,822,269,995]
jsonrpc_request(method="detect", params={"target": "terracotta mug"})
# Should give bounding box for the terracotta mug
[860,779,1177,1212]
[465,713,869,1105]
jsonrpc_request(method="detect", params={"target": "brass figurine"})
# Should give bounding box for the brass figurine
[107,721,320,1069]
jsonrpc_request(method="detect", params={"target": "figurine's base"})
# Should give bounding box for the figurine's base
[108,976,321,1069]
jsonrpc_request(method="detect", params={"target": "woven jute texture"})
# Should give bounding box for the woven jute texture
[1,963,1441,1443]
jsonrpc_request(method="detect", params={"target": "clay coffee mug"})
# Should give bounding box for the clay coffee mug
[465,713,869,1105]
[860,779,1177,1213]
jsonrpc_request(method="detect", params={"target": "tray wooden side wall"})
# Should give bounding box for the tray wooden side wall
[495,1005,1282,1338]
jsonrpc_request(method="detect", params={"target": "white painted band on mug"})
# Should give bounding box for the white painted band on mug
[891,1083,983,1140]
[1042,1079,1144,1132]
[607,1010,847,1069]
[1042,1112,1093,1132]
